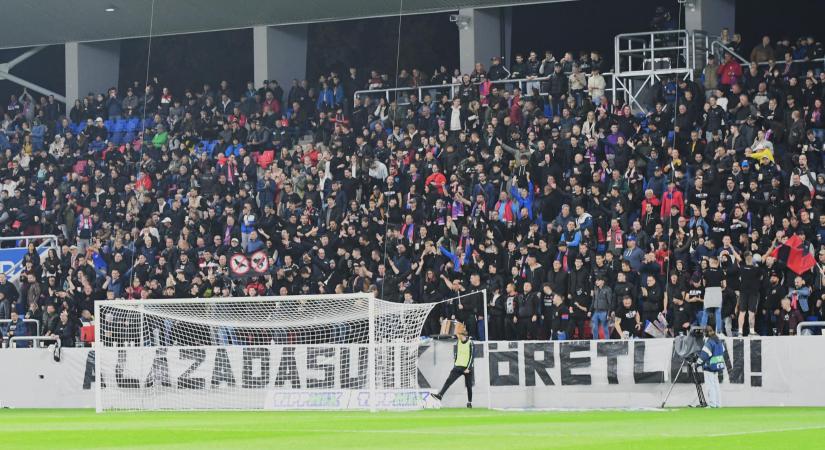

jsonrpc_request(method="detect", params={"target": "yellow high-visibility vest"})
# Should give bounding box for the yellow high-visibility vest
[455,339,472,368]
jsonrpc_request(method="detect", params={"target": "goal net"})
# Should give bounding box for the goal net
[94,294,437,411]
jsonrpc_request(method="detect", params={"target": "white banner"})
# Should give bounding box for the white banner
[0,337,822,409]
[95,344,423,410]
[422,337,820,408]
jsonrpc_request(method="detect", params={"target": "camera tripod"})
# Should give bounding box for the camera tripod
[661,356,707,408]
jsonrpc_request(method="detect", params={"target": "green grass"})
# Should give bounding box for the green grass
[1,408,823,449]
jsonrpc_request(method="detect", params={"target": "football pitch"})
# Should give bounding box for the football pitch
[1,407,823,449]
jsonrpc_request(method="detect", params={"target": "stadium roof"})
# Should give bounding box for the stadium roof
[0,0,569,50]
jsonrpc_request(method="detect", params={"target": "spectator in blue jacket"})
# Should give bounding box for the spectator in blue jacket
[559,221,581,248]
[224,138,244,157]
[510,178,535,220]
[3,310,28,347]
[317,81,335,111]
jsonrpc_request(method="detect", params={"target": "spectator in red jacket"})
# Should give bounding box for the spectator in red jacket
[660,182,684,219]
[717,52,743,91]
[425,165,447,196]
[640,189,660,217]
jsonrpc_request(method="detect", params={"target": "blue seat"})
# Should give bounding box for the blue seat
[126,118,140,132]
[111,120,125,134]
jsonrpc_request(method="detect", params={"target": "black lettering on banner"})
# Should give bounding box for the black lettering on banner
[83,350,98,389]
[340,347,369,389]
[633,341,664,383]
[524,342,555,386]
[306,347,335,389]
[242,347,271,388]
[273,347,300,388]
[116,349,140,388]
[596,341,628,385]
[177,348,206,389]
[398,346,417,389]
[560,341,591,385]
[416,346,431,388]
[211,348,236,388]
[669,345,695,384]
[145,348,171,388]
[381,345,396,389]
[722,339,744,384]
[488,342,520,386]
[750,339,762,387]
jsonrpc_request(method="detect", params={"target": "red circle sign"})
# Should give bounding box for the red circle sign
[229,253,250,275]
[250,250,269,274]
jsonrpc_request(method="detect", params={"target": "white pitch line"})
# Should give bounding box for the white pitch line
[290,424,825,439]
[704,425,825,438]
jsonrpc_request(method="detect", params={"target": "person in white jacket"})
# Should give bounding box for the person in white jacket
[587,67,606,104]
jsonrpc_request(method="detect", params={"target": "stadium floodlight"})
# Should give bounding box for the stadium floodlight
[94,294,438,411]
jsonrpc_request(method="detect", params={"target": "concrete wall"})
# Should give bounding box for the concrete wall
[685,0,736,36]
[65,41,120,104]
[458,8,504,75]
[253,24,308,90]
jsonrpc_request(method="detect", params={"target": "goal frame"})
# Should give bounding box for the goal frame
[94,293,385,413]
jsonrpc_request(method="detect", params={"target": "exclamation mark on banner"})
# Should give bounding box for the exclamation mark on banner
[750,339,762,387]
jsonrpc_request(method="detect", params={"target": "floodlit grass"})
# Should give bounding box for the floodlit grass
[1,407,823,449]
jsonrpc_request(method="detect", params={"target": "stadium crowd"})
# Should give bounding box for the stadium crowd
[2,30,825,347]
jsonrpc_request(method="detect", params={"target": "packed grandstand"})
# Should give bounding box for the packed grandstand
[1,29,825,349]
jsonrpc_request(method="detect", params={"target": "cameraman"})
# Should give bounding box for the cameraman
[698,326,726,408]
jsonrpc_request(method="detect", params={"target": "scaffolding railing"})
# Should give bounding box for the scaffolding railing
[354,73,622,109]
[613,29,702,114]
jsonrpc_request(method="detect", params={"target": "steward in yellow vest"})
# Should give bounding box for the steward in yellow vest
[431,325,474,408]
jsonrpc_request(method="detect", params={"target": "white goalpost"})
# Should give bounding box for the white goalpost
[93,294,438,411]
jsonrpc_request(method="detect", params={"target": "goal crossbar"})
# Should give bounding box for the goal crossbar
[93,293,441,412]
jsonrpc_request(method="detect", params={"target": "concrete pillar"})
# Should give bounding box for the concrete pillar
[685,0,735,35]
[253,24,308,90]
[65,41,120,104]
[458,8,503,75]
[502,7,513,71]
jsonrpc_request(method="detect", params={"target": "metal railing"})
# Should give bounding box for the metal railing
[0,234,60,249]
[0,234,60,284]
[797,321,825,335]
[7,335,58,348]
[614,29,695,76]
[612,29,699,114]
[709,40,825,69]
[0,318,41,337]
[354,73,622,109]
